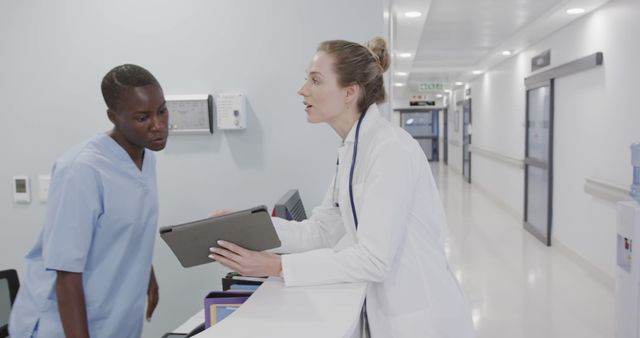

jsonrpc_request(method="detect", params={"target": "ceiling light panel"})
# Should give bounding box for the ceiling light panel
[404,11,422,18]
[566,8,586,14]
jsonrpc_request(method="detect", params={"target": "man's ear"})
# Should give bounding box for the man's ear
[107,109,117,125]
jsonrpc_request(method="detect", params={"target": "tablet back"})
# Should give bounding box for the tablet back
[160,206,281,268]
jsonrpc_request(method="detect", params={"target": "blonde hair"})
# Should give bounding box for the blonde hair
[317,37,390,113]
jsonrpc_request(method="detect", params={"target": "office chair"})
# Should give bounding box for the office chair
[0,269,19,338]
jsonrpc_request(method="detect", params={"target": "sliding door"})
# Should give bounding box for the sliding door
[524,80,554,246]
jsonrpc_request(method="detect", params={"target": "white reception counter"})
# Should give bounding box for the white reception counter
[173,277,367,338]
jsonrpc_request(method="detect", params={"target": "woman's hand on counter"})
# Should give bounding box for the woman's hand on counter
[209,240,282,277]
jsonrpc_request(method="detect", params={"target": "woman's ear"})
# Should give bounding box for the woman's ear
[345,83,360,106]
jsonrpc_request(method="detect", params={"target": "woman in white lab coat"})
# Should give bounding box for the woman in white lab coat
[209,37,475,338]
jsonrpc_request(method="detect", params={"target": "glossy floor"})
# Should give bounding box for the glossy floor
[433,164,614,338]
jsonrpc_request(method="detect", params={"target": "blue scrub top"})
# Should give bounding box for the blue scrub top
[9,133,159,338]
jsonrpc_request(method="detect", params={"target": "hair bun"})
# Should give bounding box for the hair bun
[366,37,390,73]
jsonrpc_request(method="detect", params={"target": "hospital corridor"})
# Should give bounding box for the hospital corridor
[433,163,613,338]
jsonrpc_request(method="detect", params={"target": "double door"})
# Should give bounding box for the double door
[400,110,439,161]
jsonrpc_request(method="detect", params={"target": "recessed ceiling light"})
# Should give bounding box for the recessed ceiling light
[404,11,422,18]
[397,53,412,58]
[455,82,464,86]
[566,8,586,14]
[394,83,405,87]
[501,50,513,56]
[472,70,483,75]
[395,72,408,76]
[436,94,443,98]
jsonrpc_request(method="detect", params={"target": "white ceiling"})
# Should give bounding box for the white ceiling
[390,0,611,100]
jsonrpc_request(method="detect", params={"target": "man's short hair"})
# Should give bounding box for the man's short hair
[101,64,160,111]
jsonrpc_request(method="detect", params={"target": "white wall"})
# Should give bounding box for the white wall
[0,1,383,337]
[469,0,640,279]
[470,55,527,215]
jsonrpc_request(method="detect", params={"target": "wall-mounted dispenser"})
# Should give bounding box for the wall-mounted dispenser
[616,143,640,338]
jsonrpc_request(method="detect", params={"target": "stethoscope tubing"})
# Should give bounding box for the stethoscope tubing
[349,113,366,228]
[332,112,365,229]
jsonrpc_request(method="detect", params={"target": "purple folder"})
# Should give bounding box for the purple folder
[204,291,252,328]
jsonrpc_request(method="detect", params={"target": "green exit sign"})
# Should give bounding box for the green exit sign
[418,83,444,92]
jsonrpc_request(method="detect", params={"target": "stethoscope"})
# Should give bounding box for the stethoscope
[332,112,365,229]
[333,112,368,328]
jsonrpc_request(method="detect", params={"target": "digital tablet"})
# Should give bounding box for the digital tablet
[159,205,281,268]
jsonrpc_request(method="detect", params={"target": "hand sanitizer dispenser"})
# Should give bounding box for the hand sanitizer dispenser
[616,143,640,338]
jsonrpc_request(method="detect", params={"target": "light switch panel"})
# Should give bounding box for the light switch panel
[38,175,51,202]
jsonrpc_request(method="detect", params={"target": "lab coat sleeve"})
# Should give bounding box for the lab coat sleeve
[272,179,346,253]
[281,140,414,286]
[42,161,102,273]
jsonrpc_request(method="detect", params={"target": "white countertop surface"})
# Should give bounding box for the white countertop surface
[176,277,366,338]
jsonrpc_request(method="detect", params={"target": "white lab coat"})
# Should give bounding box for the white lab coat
[273,104,475,338]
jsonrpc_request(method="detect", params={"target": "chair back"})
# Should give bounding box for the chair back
[0,269,19,338]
